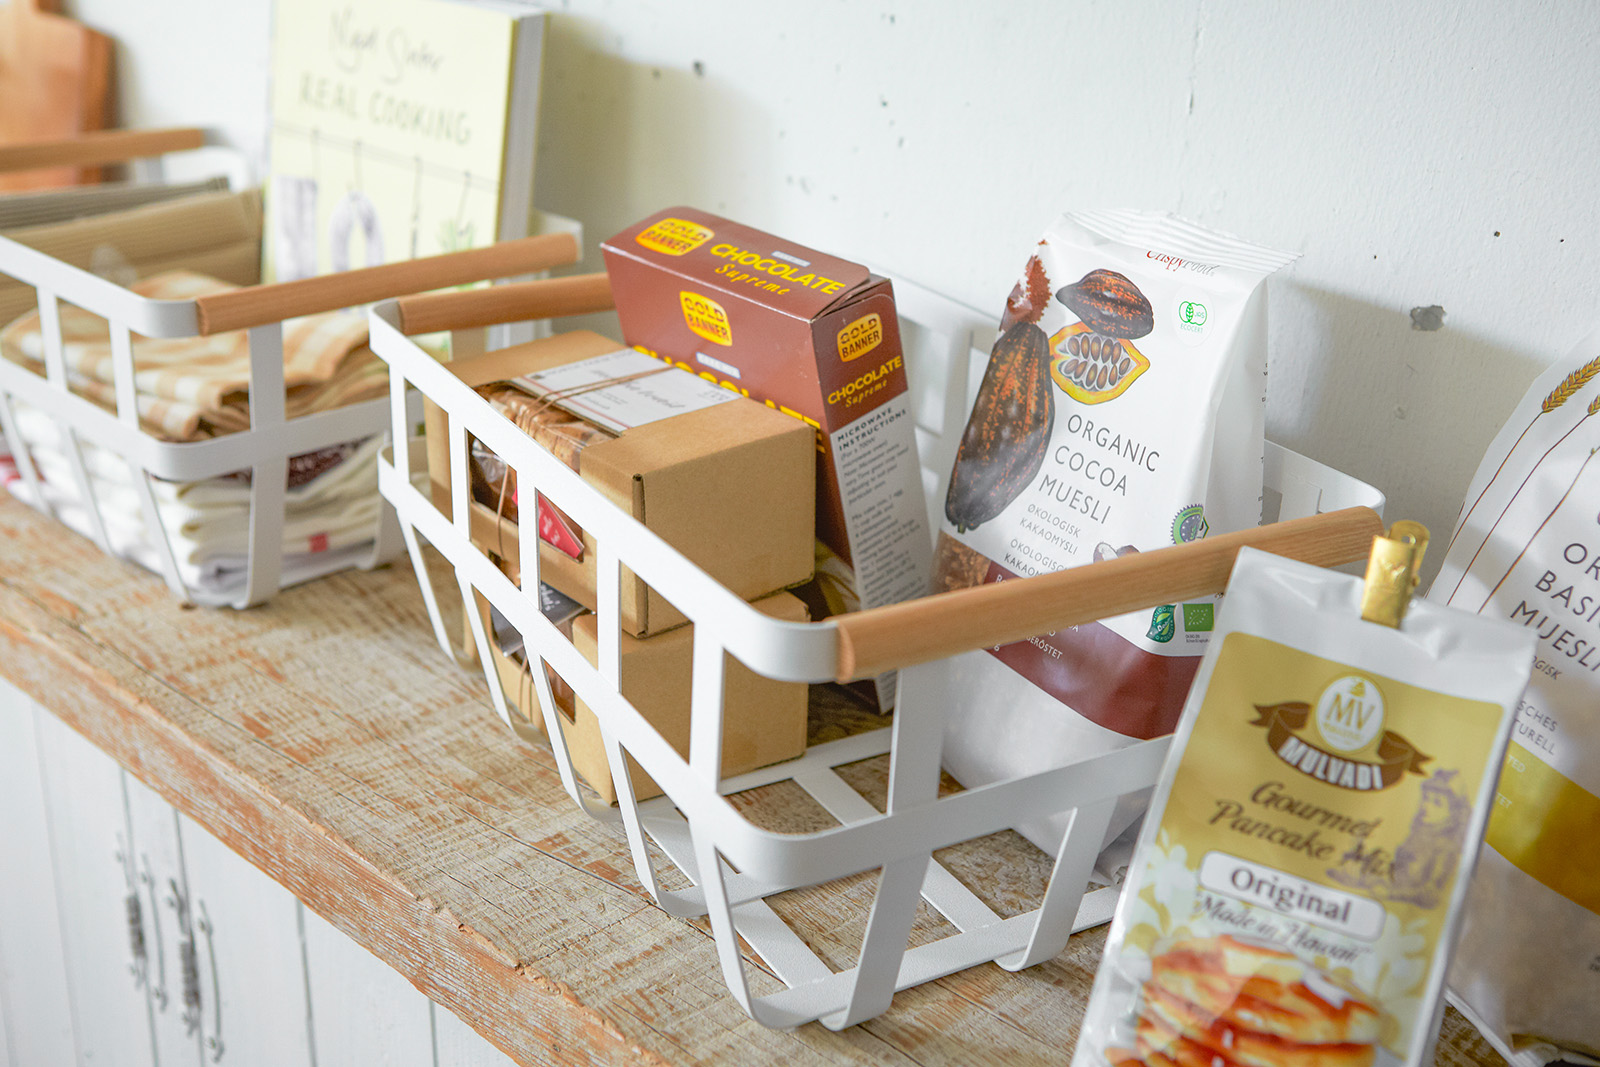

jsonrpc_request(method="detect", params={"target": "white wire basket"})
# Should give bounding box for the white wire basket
[368,273,1387,1029]
[0,128,580,607]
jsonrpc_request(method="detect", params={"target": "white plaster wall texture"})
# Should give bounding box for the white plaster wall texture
[62,0,1600,585]
[67,0,273,174]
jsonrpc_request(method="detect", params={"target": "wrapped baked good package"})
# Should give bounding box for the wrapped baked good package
[1072,535,1535,1067]
[1430,331,1600,1066]
[935,210,1298,857]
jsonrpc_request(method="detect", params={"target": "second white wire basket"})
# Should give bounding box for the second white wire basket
[0,128,580,607]
[368,273,1386,1029]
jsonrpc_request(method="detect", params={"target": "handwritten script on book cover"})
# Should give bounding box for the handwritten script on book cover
[264,0,519,282]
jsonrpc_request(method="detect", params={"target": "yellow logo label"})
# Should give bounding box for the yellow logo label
[637,218,713,256]
[680,291,732,346]
[837,313,883,362]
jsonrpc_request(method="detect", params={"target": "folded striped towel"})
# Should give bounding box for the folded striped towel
[0,269,386,440]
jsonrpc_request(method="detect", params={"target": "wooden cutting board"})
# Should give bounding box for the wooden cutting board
[0,0,113,192]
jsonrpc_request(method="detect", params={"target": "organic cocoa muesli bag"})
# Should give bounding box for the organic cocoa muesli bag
[1430,333,1600,1066]
[1073,537,1534,1067]
[935,210,1297,855]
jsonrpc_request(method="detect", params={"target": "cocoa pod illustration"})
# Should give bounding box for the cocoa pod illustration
[1056,269,1153,339]
[998,280,1029,333]
[998,243,1048,331]
[946,257,1054,532]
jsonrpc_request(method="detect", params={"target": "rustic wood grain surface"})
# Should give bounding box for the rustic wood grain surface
[0,491,1505,1066]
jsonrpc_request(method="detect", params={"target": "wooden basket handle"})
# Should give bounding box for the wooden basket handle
[0,127,207,175]
[193,232,582,335]
[394,271,615,335]
[832,505,1384,682]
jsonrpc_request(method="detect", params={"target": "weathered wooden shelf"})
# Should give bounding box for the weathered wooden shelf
[0,492,1506,1066]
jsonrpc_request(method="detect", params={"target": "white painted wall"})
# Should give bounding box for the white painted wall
[61,0,1600,582]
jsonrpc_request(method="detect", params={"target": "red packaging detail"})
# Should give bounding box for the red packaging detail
[982,561,1196,740]
[536,492,584,561]
[308,532,329,553]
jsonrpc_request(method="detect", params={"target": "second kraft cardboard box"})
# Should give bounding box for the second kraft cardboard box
[602,207,931,710]
[427,329,816,636]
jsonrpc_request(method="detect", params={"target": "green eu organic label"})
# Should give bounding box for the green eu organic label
[1182,602,1215,632]
[1148,605,1176,643]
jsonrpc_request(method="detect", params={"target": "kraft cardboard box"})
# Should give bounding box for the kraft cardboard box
[602,207,931,710]
[476,588,810,804]
[568,591,809,803]
[428,329,816,636]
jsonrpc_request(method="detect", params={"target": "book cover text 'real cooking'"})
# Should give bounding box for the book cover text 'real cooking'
[263,0,545,283]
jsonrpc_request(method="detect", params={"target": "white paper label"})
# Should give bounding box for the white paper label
[514,348,736,434]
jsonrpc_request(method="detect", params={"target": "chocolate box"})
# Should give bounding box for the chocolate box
[601,208,931,709]
[428,329,816,636]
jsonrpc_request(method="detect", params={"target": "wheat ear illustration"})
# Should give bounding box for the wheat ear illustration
[1477,438,1600,614]
[1452,393,1600,607]
[1442,357,1600,603]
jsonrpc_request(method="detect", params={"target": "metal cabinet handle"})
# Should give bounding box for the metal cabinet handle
[114,836,151,993]
[197,902,225,1062]
[164,878,225,1059]
[142,859,169,1011]
[166,878,201,1037]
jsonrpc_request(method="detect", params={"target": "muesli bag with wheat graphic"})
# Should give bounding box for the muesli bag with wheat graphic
[1430,334,1600,1067]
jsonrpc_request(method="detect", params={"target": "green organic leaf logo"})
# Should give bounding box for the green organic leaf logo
[1148,605,1176,643]
[1173,504,1209,544]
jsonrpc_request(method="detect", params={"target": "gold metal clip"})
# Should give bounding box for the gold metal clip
[1361,520,1430,628]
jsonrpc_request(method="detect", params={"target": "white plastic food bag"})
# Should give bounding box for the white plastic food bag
[1074,541,1534,1067]
[934,210,1297,856]
[1431,332,1600,1066]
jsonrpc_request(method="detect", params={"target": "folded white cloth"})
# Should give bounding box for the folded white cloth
[2,405,387,599]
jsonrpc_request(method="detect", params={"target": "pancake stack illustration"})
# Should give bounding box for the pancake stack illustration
[1108,936,1381,1067]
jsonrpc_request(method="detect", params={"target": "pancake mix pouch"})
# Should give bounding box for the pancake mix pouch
[935,210,1297,855]
[1430,331,1600,1066]
[1072,535,1535,1067]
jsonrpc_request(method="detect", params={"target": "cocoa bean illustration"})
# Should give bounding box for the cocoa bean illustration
[1056,269,1153,339]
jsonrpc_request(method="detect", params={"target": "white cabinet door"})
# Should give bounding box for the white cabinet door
[431,1001,518,1067]
[32,705,158,1067]
[0,682,76,1066]
[125,774,205,1066]
[301,906,435,1067]
[176,809,315,1067]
